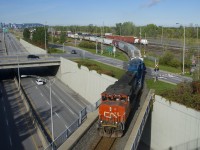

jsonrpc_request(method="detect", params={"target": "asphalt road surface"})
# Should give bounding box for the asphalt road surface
[0,71,43,150]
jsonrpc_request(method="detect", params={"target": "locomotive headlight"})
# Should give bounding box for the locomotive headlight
[116,122,118,124]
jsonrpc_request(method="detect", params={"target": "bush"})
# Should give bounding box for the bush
[159,51,181,68]
[79,41,95,49]
[160,81,200,110]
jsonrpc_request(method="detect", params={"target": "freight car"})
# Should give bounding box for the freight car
[67,33,143,59]
[105,35,148,45]
[97,58,146,137]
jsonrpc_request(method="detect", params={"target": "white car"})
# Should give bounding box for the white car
[35,78,46,85]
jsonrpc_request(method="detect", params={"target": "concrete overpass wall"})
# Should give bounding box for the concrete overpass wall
[20,39,47,54]
[141,95,200,150]
[56,57,117,105]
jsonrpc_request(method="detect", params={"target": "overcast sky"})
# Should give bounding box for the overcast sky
[0,0,199,27]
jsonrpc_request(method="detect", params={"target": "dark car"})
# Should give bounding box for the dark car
[27,55,40,59]
[71,50,77,54]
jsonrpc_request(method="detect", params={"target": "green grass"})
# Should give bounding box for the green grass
[74,59,126,79]
[146,79,177,95]
[144,58,191,75]
[48,48,65,53]
[77,46,129,62]
[73,59,177,94]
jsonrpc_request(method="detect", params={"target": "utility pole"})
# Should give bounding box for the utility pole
[197,25,199,80]
[183,26,185,75]
[176,23,185,75]
[161,26,164,50]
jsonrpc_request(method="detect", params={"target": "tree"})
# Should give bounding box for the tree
[144,24,158,38]
[59,31,66,44]
[23,28,30,40]
[32,27,48,49]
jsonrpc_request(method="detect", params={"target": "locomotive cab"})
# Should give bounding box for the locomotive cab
[98,93,130,137]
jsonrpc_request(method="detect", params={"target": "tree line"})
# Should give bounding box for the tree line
[23,22,200,49]
[52,22,199,40]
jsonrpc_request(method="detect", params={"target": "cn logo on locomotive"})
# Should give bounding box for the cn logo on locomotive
[104,112,120,119]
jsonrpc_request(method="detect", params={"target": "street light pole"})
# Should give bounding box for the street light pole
[17,55,20,90]
[44,22,47,51]
[49,80,54,147]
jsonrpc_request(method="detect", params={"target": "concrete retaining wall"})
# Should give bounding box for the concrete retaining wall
[142,95,200,150]
[20,39,47,54]
[56,58,117,105]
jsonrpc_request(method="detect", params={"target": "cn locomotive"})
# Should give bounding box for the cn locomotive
[97,58,146,137]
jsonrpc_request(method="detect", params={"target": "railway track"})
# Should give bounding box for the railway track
[93,137,116,150]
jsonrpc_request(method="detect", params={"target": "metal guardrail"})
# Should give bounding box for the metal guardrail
[44,100,101,150]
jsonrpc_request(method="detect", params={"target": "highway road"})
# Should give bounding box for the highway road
[0,32,91,148]
[4,32,28,56]
[0,70,43,150]
[20,67,90,139]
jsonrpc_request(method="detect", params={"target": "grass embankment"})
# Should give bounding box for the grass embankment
[146,79,176,95]
[48,48,65,53]
[74,59,175,94]
[74,59,125,79]
[144,58,191,76]
[78,46,129,62]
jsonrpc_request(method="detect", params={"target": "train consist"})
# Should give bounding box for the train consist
[67,33,142,59]
[97,58,146,137]
[68,32,146,137]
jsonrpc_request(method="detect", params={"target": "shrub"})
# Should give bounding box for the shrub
[160,81,200,110]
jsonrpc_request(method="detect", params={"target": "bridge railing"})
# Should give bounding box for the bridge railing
[44,100,100,150]
[125,89,155,150]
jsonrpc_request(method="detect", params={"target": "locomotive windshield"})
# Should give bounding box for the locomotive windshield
[101,95,127,102]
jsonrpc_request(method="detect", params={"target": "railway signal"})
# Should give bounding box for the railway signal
[154,59,159,81]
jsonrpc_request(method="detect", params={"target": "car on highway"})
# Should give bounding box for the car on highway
[71,50,77,54]
[35,78,46,85]
[27,55,40,59]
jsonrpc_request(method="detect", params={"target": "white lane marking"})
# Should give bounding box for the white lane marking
[9,136,12,147]
[35,86,38,89]
[41,93,44,97]
[46,101,50,105]
[3,106,6,112]
[54,84,84,108]
[51,90,75,115]
[56,113,60,119]
[55,112,68,128]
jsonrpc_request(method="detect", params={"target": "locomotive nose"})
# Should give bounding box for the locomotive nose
[99,103,125,122]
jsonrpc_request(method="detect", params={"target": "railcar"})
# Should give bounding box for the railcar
[105,35,148,45]
[97,58,145,137]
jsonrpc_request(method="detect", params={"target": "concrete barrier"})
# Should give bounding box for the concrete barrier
[20,39,47,54]
[141,95,200,150]
[56,57,117,105]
